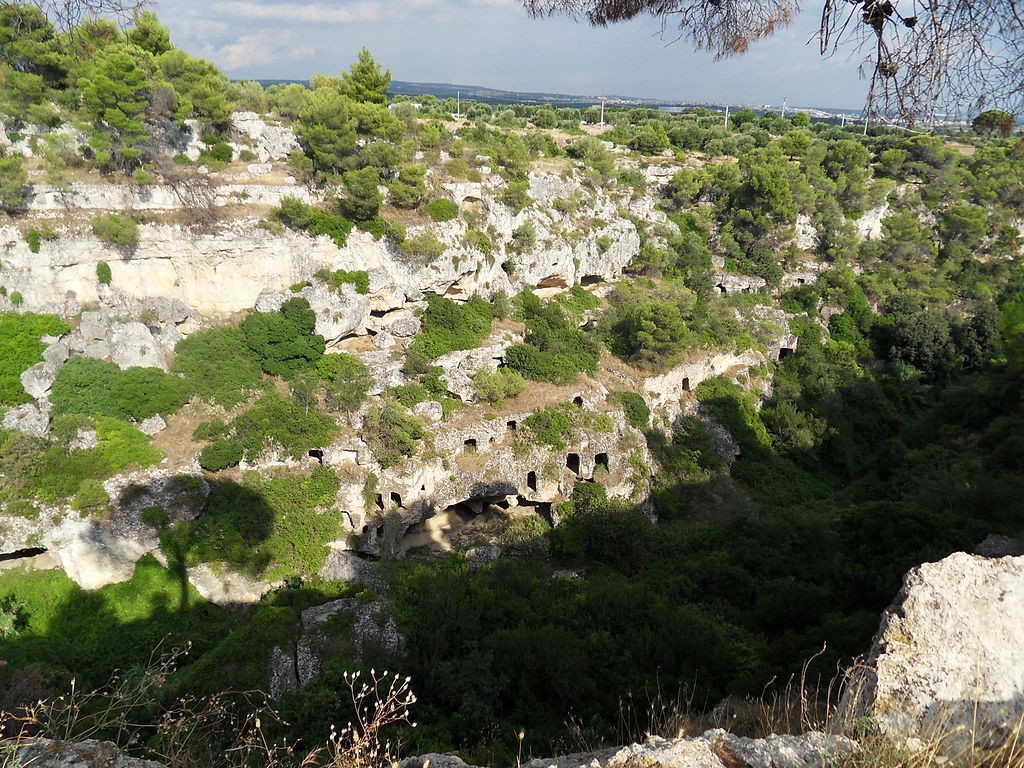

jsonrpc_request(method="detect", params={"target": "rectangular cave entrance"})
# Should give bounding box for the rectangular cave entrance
[566,453,581,475]
[778,347,795,360]
[464,438,478,452]
[506,420,517,431]
[594,453,609,472]
[680,377,690,392]
[390,492,403,508]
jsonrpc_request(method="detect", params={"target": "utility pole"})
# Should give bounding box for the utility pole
[599,96,606,127]
[863,111,870,136]
[841,114,846,128]
[456,90,460,118]
[780,98,788,119]
[724,105,730,129]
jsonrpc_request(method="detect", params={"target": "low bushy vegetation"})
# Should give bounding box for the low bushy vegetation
[172,326,265,408]
[505,292,600,384]
[50,358,190,421]
[240,298,325,379]
[0,312,69,406]
[406,294,493,361]
[362,401,426,467]
[276,196,354,247]
[91,214,140,249]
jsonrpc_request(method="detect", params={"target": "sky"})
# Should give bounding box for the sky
[155,0,874,111]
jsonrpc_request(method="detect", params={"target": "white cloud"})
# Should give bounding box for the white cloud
[210,0,428,24]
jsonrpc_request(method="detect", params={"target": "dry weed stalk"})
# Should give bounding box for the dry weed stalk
[323,669,417,768]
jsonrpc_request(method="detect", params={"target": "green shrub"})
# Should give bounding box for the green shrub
[240,298,325,378]
[389,383,430,408]
[173,326,265,408]
[199,439,244,471]
[72,479,110,516]
[230,392,338,462]
[10,291,22,307]
[473,367,526,404]
[464,228,494,256]
[407,294,493,360]
[277,196,354,248]
[520,404,576,449]
[398,231,446,262]
[317,353,370,412]
[610,391,650,429]
[425,198,458,222]
[25,229,41,253]
[50,358,190,421]
[388,164,427,209]
[498,178,530,213]
[505,292,600,384]
[96,261,112,285]
[91,214,140,249]
[363,401,426,467]
[509,221,537,254]
[0,312,69,406]
[163,468,343,579]
[315,268,370,295]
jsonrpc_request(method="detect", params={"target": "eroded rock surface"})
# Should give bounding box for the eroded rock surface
[840,552,1024,757]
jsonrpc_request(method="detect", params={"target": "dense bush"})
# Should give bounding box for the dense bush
[610,390,650,429]
[363,401,426,467]
[50,358,190,421]
[424,198,458,222]
[472,367,526,404]
[505,292,600,384]
[0,416,161,505]
[229,392,338,462]
[317,352,371,411]
[407,294,493,360]
[91,214,140,249]
[198,438,244,471]
[172,326,265,407]
[398,231,446,263]
[276,196,354,247]
[0,312,68,405]
[315,267,370,295]
[520,404,576,449]
[96,261,112,285]
[240,298,325,378]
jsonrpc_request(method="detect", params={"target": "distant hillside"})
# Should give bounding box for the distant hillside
[254,78,699,109]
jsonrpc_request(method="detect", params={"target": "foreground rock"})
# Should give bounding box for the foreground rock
[840,552,1024,758]
[402,730,857,768]
[9,739,166,768]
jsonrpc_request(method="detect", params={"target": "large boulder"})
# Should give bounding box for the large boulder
[518,730,857,768]
[106,321,169,371]
[839,552,1024,757]
[9,739,166,768]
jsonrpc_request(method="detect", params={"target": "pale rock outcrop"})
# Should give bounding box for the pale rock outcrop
[388,315,422,338]
[42,336,71,367]
[298,282,370,344]
[519,730,857,768]
[21,363,58,398]
[3,400,50,437]
[839,552,1024,757]
[138,414,167,435]
[270,597,404,697]
[43,517,158,590]
[434,332,520,402]
[714,272,767,294]
[373,330,396,349]
[643,350,765,413]
[107,321,169,371]
[187,563,271,605]
[231,111,300,162]
[9,739,168,768]
[318,549,382,587]
[855,203,889,240]
[794,213,818,251]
